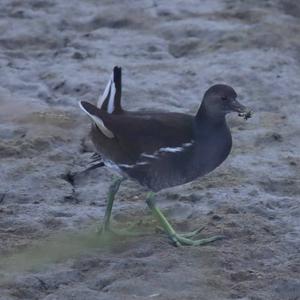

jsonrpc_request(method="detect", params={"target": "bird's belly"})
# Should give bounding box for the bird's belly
[124,140,231,191]
[92,126,232,191]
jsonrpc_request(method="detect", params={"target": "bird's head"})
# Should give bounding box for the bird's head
[202,84,252,120]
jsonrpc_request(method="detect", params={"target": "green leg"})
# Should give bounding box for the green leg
[102,178,125,231]
[98,177,145,237]
[100,177,125,232]
[146,192,224,246]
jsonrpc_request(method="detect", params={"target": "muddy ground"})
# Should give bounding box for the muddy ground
[0,0,299,299]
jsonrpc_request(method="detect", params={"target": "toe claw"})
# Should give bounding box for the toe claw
[172,234,224,246]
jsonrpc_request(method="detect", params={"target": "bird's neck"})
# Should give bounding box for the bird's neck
[195,103,226,128]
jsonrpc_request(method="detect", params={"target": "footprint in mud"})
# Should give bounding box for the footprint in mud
[230,270,257,283]
[254,131,284,147]
[168,39,200,58]
[3,269,83,298]
[89,15,139,31]
[259,178,300,197]
[280,0,300,18]
[73,7,149,33]
[87,273,116,291]
[272,277,300,300]
[217,10,263,24]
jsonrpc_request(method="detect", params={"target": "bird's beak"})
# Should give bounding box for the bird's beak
[230,99,253,120]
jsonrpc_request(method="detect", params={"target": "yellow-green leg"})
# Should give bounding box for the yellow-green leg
[146,192,224,246]
[98,177,143,237]
[100,177,125,233]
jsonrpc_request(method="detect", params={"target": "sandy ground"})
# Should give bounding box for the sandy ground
[0,0,300,299]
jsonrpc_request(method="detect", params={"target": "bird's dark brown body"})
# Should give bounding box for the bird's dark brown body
[79,66,250,191]
[88,106,232,191]
[79,66,251,247]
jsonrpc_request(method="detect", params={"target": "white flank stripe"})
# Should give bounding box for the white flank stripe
[107,81,116,114]
[141,153,157,159]
[78,101,114,139]
[182,141,194,147]
[97,73,113,108]
[119,164,134,168]
[156,141,194,154]
[104,160,122,172]
[159,146,183,153]
[140,141,195,157]
[136,161,149,166]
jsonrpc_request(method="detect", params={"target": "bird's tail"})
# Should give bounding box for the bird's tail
[97,66,122,114]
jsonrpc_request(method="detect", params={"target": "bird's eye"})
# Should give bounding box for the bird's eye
[221,96,227,101]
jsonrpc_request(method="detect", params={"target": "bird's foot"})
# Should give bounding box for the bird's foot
[169,233,224,247]
[146,192,224,247]
[156,225,205,238]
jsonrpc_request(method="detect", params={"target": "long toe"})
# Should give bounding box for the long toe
[173,234,224,246]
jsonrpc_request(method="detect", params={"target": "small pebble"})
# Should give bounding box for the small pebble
[212,214,222,221]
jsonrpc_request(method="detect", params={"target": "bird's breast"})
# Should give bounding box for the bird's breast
[191,126,232,176]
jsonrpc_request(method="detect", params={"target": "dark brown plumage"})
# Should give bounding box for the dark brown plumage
[79,68,250,191]
[79,66,252,246]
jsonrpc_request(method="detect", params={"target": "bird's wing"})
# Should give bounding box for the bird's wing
[100,111,194,161]
[79,101,194,161]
